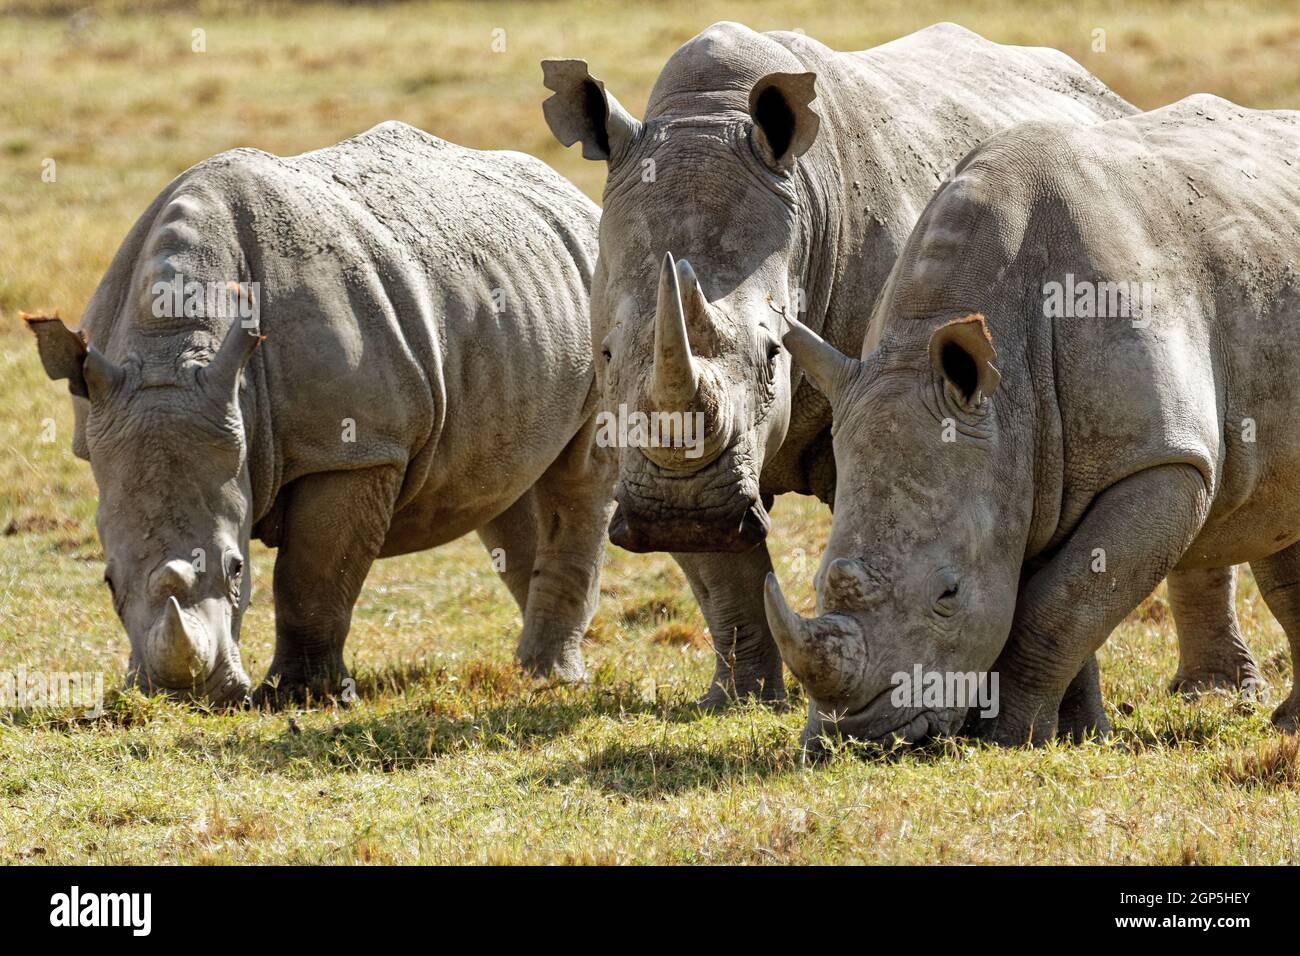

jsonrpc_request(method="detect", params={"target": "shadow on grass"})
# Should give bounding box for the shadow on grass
[168,678,673,775]
[523,735,798,798]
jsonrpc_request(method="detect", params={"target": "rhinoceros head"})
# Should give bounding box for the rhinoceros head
[26,313,260,705]
[541,27,821,553]
[767,314,1031,755]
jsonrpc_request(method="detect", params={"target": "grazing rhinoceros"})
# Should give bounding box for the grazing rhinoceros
[768,95,1300,752]
[26,122,610,706]
[536,21,1219,710]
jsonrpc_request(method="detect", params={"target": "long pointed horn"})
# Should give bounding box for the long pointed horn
[652,252,698,409]
[781,315,860,406]
[201,313,263,405]
[151,596,208,685]
[764,572,868,702]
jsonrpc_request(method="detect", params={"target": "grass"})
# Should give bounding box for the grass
[2,0,1299,864]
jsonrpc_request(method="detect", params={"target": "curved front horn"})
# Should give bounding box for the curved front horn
[149,596,209,686]
[652,252,699,410]
[764,572,868,702]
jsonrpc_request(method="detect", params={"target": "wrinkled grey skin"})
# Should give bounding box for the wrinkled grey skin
[770,95,1300,752]
[28,122,610,706]
[542,21,1148,708]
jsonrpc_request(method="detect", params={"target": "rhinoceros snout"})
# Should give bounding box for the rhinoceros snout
[130,597,250,704]
[608,496,769,553]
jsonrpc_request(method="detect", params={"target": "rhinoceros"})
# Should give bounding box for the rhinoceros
[538,21,1220,710]
[26,121,610,706]
[769,95,1300,751]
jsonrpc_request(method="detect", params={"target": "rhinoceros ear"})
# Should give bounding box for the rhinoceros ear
[749,72,820,171]
[542,59,641,163]
[929,314,1001,410]
[24,312,91,398]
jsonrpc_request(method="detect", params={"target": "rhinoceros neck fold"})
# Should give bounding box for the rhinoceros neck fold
[241,340,279,529]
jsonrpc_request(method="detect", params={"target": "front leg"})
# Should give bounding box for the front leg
[255,466,403,708]
[1055,654,1109,742]
[979,464,1210,745]
[674,545,786,709]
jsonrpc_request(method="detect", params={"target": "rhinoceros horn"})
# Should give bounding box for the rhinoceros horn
[201,314,263,405]
[151,595,209,686]
[780,314,860,406]
[652,252,699,410]
[764,571,868,702]
[82,346,124,403]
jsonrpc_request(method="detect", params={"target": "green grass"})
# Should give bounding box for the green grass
[2,0,1300,864]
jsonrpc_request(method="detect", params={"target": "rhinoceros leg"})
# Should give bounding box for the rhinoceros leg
[1054,654,1109,742]
[975,464,1210,746]
[1247,545,1300,732]
[476,489,540,615]
[512,417,615,683]
[673,546,786,710]
[1166,566,1261,696]
[254,465,404,708]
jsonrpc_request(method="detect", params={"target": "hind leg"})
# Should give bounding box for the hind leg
[512,415,615,682]
[477,489,539,616]
[1167,566,1261,696]
[1248,546,1300,731]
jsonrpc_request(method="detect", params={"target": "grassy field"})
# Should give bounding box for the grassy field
[2,0,1300,864]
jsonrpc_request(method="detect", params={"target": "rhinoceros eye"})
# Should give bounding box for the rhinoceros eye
[933,569,961,618]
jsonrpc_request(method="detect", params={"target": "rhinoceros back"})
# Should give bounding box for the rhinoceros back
[79,122,600,520]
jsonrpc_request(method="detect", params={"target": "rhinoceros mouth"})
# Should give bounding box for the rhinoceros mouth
[800,693,956,759]
[607,497,769,553]
[128,641,252,707]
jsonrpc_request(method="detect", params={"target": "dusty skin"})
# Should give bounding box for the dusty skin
[27,123,611,707]
[771,95,1300,753]
[5,2,1300,866]
[541,21,1142,708]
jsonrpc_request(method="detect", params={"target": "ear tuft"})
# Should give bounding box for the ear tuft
[928,314,1000,408]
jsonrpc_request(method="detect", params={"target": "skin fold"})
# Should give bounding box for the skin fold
[770,95,1300,752]
[27,122,612,707]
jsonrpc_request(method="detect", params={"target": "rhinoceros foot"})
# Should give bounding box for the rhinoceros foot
[695,664,787,713]
[516,639,587,685]
[1271,696,1300,734]
[1168,666,1264,699]
[1054,655,1110,744]
[251,664,352,711]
